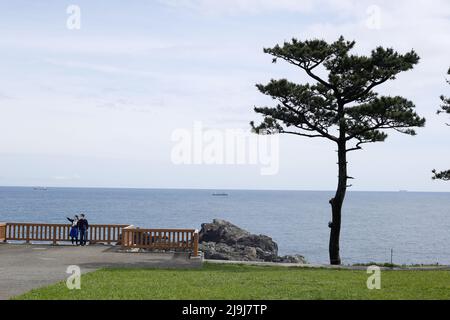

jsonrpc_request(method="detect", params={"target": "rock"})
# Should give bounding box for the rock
[275,255,308,264]
[199,219,306,264]
[199,219,250,244]
[237,234,278,255]
[243,246,257,260]
[199,242,258,261]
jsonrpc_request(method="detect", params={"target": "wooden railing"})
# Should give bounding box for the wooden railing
[0,222,200,256]
[2,222,129,245]
[89,224,130,245]
[0,223,6,242]
[121,226,199,257]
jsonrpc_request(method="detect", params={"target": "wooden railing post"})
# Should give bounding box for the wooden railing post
[107,226,111,244]
[192,230,199,257]
[25,224,30,244]
[52,225,57,245]
[121,225,134,249]
[0,223,6,242]
[121,229,126,249]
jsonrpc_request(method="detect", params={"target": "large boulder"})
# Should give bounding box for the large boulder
[200,242,259,261]
[199,219,251,244]
[198,219,306,264]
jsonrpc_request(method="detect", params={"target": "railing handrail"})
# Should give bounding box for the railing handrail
[123,227,197,233]
[5,222,130,227]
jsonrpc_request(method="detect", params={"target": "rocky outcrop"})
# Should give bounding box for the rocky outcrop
[199,219,306,264]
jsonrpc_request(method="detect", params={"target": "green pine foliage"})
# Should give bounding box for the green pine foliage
[433,67,450,181]
[251,36,425,147]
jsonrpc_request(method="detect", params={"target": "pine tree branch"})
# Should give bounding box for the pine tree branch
[342,76,391,104]
[268,51,339,94]
[278,100,338,142]
[281,130,326,139]
[346,139,372,152]
[432,169,450,181]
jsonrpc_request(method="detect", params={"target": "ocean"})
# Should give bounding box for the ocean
[0,186,449,265]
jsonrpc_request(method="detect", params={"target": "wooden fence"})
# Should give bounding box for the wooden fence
[0,223,6,242]
[1,222,129,245]
[0,222,199,257]
[122,226,199,257]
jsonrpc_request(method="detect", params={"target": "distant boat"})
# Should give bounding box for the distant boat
[33,187,48,191]
[212,193,228,196]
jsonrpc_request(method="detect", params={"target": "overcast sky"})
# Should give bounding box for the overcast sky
[0,0,449,191]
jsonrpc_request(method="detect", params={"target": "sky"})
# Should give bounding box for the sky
[0,0,449,191]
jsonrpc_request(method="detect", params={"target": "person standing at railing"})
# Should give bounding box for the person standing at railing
[77,214,89,246]
[66,215,79,245]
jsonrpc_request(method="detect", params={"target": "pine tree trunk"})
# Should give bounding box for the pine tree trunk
[329,140,347,265]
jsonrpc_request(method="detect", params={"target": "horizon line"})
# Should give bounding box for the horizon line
[1,185,449,194]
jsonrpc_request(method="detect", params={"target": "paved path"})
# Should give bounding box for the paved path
[0,243,201,300]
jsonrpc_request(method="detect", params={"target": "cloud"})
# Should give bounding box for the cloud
[1,0,449,190]
[52,174,81,181]
[0,92,14,100]
[45,59,158,77]
[158,0,450,22]
[0,35,188,56]
[159,0,360,15]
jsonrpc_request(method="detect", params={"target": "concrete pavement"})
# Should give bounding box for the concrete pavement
[0,243,202,300]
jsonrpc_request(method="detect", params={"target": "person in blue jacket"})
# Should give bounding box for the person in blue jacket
[66,215,79,245]
[77,214,89,246]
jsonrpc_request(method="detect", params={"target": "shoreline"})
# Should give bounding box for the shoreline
[204,259,450,271]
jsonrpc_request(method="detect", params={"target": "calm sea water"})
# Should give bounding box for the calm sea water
[0,187,449,265]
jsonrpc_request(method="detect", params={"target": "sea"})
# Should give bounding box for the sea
[0,186,449,265]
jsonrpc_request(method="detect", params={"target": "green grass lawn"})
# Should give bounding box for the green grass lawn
[15,263,450,300]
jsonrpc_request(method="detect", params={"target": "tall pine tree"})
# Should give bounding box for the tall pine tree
[251,37,426,265]
[432,67,450,181]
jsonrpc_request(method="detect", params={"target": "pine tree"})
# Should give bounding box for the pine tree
[432,67,450,181]
[251,36,426,265]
